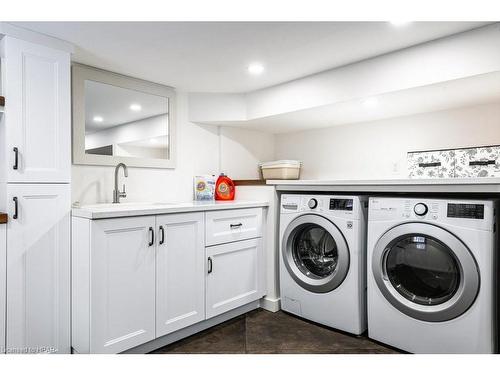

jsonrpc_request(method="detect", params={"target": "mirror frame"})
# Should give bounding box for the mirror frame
[72,63,176,168]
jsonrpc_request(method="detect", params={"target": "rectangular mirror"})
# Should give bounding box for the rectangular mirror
[72,64,176,168]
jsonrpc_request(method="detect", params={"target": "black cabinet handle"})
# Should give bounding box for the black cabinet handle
[13,197,18,219]
[418,162,441,168]
[13,147,18,170]
[207,257,213,274]
[159,226,165,245]
[469,160,496,166]
[230,223,243,229]
[148,227,154,247]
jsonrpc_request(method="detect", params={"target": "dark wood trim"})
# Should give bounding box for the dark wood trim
[0,212,7,224]
[234,179,267,186]
[0,96,4,107]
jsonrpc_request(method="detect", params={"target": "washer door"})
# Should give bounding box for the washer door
[372,222,480,322]
[282,214,350,293]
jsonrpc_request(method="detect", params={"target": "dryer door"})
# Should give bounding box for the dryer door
[372,222,479,322]
[282,214,349,293]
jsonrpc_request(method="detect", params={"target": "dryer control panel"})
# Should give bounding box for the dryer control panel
[330,198,353,211]
[369,197,494,231]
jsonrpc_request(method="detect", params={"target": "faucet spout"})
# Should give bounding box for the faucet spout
[113,163,128,204]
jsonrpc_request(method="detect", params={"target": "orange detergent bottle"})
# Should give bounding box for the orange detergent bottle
[215,173,235,201]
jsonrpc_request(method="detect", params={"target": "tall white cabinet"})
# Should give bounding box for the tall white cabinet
[0,223,6,354]
[1,36,71,183]
[0,36,71,354]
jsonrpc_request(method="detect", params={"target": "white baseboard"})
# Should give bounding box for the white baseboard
[259,297,281,312]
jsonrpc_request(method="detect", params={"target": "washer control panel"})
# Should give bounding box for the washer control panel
[447,203,484,219]
[414,203,428,216]
[281,194,364,219]
[402,200,439,220]
[308,198,318,209]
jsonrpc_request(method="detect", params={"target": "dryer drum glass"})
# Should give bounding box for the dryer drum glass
[385,235,461,306]
[292,224,339,278]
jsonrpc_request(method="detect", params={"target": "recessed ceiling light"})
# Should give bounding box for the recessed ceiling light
[93,116,103,123]
[130,103,142,111]
[363,97,379,109]
[248,63,264,75]
[390,21,411,26]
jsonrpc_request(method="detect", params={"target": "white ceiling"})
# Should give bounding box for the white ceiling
[12,22,490,93]
[85,80,168,133]
[204,71,500,133]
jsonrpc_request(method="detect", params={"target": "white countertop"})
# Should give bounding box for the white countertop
[266,178,500,193]
[267,177,500,185]
[72,200,269,220]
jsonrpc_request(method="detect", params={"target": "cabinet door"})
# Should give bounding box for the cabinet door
[206,238,264,319]
[6,184,70,354]
[91,216,156,353]
[156,212,205,337]
[0,224,5,354]
[1,36,71,183]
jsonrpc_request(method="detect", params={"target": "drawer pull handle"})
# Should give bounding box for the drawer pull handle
[13,147,19,170]
[207,257,213,274]
[418,162,441,168]
[13,197,18,220]
[159,225,165,245]
[469,160,496,166]
[148,227,154,247]
[230,223,243,229]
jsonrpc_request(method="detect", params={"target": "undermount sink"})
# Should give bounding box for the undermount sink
[78,202,179,209]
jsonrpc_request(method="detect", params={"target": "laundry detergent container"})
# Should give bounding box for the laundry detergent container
[259,160,302,180]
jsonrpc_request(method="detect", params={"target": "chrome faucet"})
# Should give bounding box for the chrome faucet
[113,163,128,203]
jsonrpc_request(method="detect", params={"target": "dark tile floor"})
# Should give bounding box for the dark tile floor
[150,309,400,354]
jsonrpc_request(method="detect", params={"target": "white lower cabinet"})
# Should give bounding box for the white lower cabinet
[156,212,205,337]
[0,224,6,354]
[206,238,264,319]
[90,216,156,354]
[72,207,265,353]
[6,184,71,354]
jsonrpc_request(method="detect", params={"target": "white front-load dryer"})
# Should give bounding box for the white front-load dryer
[367,197,497,353]
[279,194,368,335]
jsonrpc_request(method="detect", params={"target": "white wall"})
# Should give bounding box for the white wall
[274,101,500,180]
[72,92,275,205]
[219,127,275,180]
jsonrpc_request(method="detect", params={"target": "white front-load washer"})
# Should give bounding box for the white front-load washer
[367,197,497,353]
[279,194,368,335]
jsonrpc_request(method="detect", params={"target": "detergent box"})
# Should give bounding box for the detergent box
[193,175,216,201]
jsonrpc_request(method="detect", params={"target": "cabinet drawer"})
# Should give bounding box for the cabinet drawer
[455,146,500,178]
[205,208,262,246]
[407,150,455,179]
